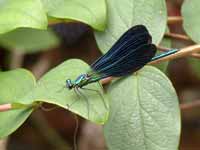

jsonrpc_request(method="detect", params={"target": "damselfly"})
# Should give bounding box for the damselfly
[66,25,177,117]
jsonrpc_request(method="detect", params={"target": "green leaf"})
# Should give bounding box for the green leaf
[0,69,36,138]
[0,28,60,53]
[0,0,47,34]
[21,59,109,124]
[104,66,180,150]
[95,0,167,53]
[182,0,200,43]
[41,0,107,31]
[0,59,109,138]
[188,58,200,78]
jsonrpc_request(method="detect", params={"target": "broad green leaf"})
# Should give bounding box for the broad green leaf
[41,0,107,31]
[182,0,200,43]
[0,28,60,53]
[104,66,180,150]
[188,58,200,78]
[0,0,47,34]
[21,59,109,124]
[0,69,36,138]
[95,0,167,53]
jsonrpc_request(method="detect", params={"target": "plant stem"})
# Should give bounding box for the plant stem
[165,32,191,41]
[180,100,200,110]
[32,53,51,78]
[100,45,200,85]
[31,111,71,150]
[167,16,183,24]
[150,44,200,64]
[0,104,12,112]
[101,77,113,85]
[30,50,71,150]
[157,46,200,59]
[191,53,200,59]
[9,49,24,69]
[157,46,170,51]
[0,138,7,150]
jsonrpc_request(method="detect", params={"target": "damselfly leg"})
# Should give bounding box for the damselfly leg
[67,85,107,119]
[65,88,82,108]
[74,87,90,119]
[80,87,108,110]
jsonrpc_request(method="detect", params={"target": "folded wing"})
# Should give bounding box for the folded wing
[91,25,156,78]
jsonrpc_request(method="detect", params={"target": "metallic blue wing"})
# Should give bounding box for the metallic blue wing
[92,25,151,70]
[96,44,156,77]
[90,25,156,78]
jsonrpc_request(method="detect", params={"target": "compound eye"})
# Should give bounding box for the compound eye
[85,74,90,79]
[66,79,73,89]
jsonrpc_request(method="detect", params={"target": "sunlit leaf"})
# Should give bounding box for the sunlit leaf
[0,28,59,53]
[41,0,107,31]
[21,59,109,124]
[182,0,200,43]
[104,66,180,150]
[0,0,47,34]
[0,69,36,138]
[95,0,167,53]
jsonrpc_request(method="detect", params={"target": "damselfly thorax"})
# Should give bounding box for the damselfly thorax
[66,74,91,89]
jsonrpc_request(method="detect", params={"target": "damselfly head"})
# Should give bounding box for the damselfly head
[66,79,73,90]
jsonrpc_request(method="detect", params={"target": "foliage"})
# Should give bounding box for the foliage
[181,0,200,77]
[182,0,200,44]
[0,0,47,34]
[105,66,180,150]
[0,28,59,53]
[2,0,200,149]
[95,0,167,54]
[0,69,35,138]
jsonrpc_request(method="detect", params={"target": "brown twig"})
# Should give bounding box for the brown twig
[165,32,191,41]
[2,45,200,110]
[180,100,200,110]
[150,44,200,64]
[30,50,72,150]
[31,53,51,79]
[157,46,200,59]
[31,111,71,150]
[100,45,200,85]
[100,77,113,85]
[0,138,7,150]
[73,115,79,150]
[191,53,200,59]
[167,16,183,24]
[9,49,24,69]
[0,104,12,112]
[157,46,170,52]
[1,49,25,111]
